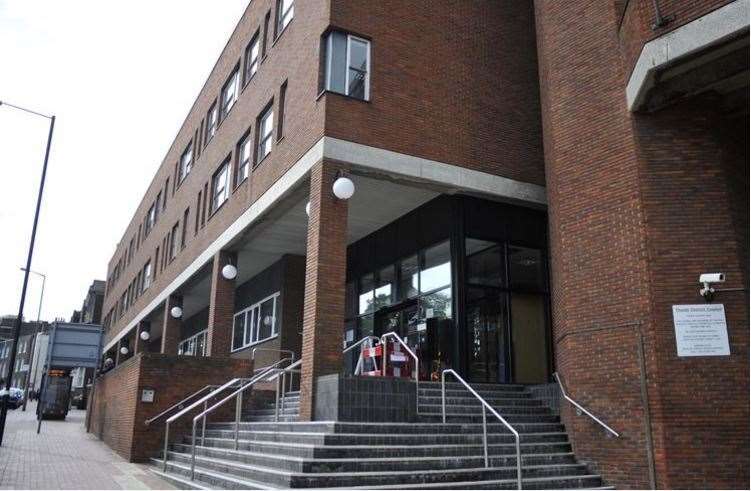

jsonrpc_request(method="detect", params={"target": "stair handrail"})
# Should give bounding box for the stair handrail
[380,331,419,411]
[265,358,302,421]
[160,376,249,472]
[553,372,619,437]
[442,369,522,490]
[187,357,295,480]
[145,384,222,426]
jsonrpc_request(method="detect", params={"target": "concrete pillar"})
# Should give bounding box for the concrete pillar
[299,162,349,421]
[161,295,182,355]
[207,250,237,357]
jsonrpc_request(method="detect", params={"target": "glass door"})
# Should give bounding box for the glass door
[466,287,508,383]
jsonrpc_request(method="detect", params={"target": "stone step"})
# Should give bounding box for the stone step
[205,421,565,437]
[346,474,606,490]
[248,407,301,417]
[186,435,573,459]
[197,429,569,447]
[417,413,559,424]
[170,444,578,473]
[246,415,299,423]
[163,451,591,488]
[420,395,542,407]
[420,382,527,391]
[150,458,276,490]
[418,403,550,415]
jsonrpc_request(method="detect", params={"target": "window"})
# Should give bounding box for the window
[211,158,230,213]
[231,293,279,351]
[244,33,260,83]
[179,143,193,183]
[195,192,202,235]
[181,208,189,249]
[220,68,240,120]
[276,0,294,35]
[256,104,274,163]
[163,178,169,210]
[206,102,218,143]
[236,131,251,185]
[262,11,271,57]
[145,203,156,234]
[324,32,370,100]
[169,222,179,260]
[142,261,152,291]
[155,191,162,220]
[277,81,287,141]
[178,329,207,357]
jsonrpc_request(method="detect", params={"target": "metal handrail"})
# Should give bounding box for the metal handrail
[442,369,522,490]
[161,377,249,471]
[145,384,220,426]
[554,372,619,437]
[251,347,294,362]
[187,358,295,480]
[380,331,419,412]
[266,359,302,421]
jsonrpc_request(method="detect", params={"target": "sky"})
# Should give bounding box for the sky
[0,0,249,322]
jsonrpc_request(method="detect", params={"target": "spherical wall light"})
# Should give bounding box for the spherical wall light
[332,176,355,200]
[222,264,238,280]
[104,358,114,367]
[140,330,151,341]
[263,315,273,327]
[119,346,129,355]
[305,201,311,216]
[170,306,183,319]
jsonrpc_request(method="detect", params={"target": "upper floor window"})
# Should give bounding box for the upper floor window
[244,33,260,83]
[145,203,156,234]
[169,222,179,261]
[178,329,207,357]
[142,260,152,291]
[277,0,294,35]
[232,292,279,351]
[206,102,218,143]
[324,31,370,101]
[236,132,251,185]
[256,105,274,164]
[179,143,193,182]
[220,68,240,120]
[211,158,230,213]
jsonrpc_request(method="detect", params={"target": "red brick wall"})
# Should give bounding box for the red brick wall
[618,0,736,79]
[89,353,250,462]
[326,0,545,186]
[536,1,749,488]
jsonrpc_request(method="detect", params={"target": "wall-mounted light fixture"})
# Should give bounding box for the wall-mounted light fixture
[222,263,238,280]
[332,173,355,200]
[139,329,151,341]
[170,306,183,319]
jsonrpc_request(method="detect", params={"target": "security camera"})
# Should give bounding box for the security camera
[699,273,725,301]
[699,273,725,284]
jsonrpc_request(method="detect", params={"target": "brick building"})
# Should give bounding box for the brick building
[89,1,748,489]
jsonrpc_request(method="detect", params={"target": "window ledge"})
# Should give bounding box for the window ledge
[272,19,293,48]
[230,333,280,354]
[254,152,272,169]
[208,199,228,220]
[317,89,370,104]
[233,176,248,193]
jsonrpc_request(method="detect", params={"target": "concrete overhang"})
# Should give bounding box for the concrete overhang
[627,0,749,112]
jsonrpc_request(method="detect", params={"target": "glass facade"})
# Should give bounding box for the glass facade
[344,195,551,383]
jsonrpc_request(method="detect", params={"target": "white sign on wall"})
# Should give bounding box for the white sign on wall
[672,304,730,357]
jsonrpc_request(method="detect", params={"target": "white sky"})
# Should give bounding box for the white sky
[0,0,249,322]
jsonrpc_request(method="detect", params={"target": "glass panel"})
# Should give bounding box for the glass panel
[508,246,545,291]
[233,313,245,350]
[398,255,419,301]
[345,281,356,319]
[421,241,451,293]
[327,31,347,94]
[195,332,206,357]
[245,308,256,345]
[422,287,452,320]
[510,293,548,383]
[358,314,374,338]
[348,38,368,72]
[466,239,504,287]
[374,265,394,310]
[358,273,375,315]
[466,288,506,384]
[347,69,366,99]
[258,297,275,341]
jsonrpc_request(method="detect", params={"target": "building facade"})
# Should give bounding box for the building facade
[90,1,748,489]
[0,315,49,390]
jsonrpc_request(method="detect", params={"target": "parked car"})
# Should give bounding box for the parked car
[7,388,24,409]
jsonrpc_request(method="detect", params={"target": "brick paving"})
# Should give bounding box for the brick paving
[0,402,174,490]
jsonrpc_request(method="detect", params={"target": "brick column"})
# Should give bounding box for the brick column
[207,250,237,357]
[161,295,182,355]
[299,162,348,421]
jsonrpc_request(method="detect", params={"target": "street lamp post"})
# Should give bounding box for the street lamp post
[0,100,55,447]
[20,268,45,412]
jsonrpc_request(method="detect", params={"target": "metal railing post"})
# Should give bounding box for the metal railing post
[163,423,169,471]
[201,401,207,445]
[280,371,287,415]
[441,371,446,424]
[482,404,489,467]
[515,432,523,490]
[234,392,242,450]
[190,420,197,480]
[274,374,281,422]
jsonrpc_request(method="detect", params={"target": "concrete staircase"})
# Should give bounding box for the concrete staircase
[150,381,610,489]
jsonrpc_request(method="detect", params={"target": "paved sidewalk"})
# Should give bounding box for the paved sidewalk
[0,401,175,490]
